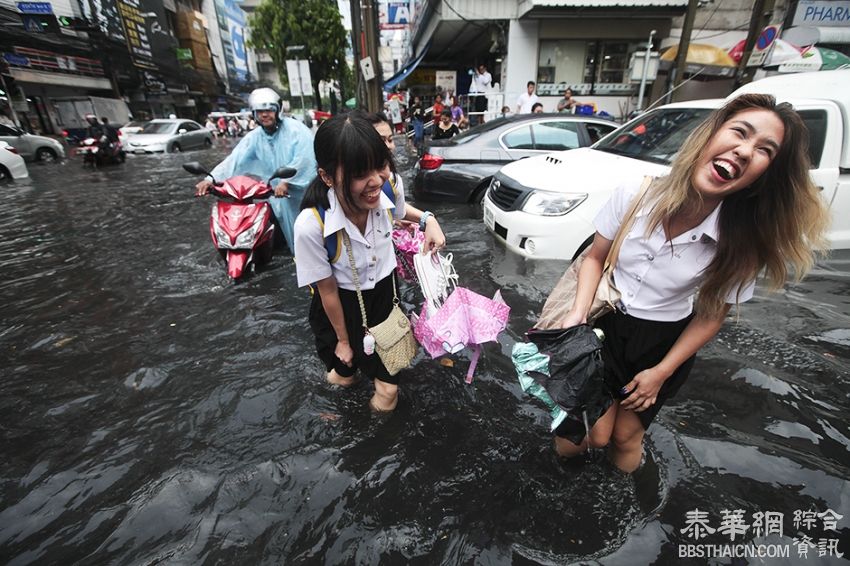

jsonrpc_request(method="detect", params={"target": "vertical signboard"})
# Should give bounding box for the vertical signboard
[223,0,248,81]
[116,0,156,70]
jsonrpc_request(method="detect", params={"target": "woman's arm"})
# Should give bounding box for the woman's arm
[621,305,731,412]
[315,276,354,366]
[561,232,612,327]
[404,204,446,251]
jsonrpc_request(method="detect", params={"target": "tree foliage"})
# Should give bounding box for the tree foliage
[248,0,348,110]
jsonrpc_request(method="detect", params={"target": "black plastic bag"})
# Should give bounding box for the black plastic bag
[526,325,610,437]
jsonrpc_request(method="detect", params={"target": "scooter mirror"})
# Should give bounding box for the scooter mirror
[182,162,208,175]
[270,166,296,180]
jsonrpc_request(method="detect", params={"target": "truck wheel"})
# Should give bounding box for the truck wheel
[36,147,57,162]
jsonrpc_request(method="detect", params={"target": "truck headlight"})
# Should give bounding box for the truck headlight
[521,191,587,216]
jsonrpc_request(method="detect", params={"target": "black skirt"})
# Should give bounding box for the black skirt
[555,309,695,439]
[308,272,399,385]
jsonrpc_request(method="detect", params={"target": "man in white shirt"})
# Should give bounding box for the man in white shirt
[516,81,540,114]
[469,64,492,125]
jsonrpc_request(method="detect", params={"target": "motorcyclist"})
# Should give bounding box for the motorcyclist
[84,113,104,139]
[100,117,120,143]
[195,88,317,254]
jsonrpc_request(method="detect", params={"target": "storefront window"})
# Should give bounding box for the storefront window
[538,39,639,96]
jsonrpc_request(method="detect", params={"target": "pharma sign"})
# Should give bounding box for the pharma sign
[793,0,850,27]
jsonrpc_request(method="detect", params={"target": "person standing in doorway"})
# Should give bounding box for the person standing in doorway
[516,81,540,114]
[470,63,492,124]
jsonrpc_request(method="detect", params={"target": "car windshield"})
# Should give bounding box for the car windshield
[140,122,175,134]
[594,107,713,165]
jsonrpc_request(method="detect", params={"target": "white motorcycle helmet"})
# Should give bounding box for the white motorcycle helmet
[248,88,282,121]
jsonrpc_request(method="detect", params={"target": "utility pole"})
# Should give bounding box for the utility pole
[636,29,656,111]
[361,0,383,112]
[349,0,366,108]
[735,0,776,87]
[673,0,699,100]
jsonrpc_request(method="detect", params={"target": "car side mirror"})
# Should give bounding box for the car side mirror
[178,128,187,134]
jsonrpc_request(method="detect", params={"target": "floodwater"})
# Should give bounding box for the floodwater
[1,138,849,565]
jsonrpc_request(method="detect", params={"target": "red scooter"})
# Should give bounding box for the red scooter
[183,161,295,280]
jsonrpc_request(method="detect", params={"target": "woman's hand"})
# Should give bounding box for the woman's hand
[335,340,354,367]
[559,309,586,329]
[423,218,446,252]
[619,366,668,412]
[393,219,417,233]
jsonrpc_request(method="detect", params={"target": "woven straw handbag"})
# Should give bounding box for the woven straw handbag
[343,232,417,376]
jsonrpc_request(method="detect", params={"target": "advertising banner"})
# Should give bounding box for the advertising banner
[223,0,248,81]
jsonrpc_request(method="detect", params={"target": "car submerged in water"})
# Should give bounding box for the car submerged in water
[124,119,213,153]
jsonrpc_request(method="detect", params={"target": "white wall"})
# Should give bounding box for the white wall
[504,18,539,106]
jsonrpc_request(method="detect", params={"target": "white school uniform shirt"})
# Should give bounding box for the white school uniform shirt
[594,178,755,321]
[516,92,540,114]
[294,182,405,290]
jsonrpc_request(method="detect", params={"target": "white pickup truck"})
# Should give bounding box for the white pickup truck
[483,70,850,261]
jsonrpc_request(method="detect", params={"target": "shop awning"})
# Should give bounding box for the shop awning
[383,42,431,91]
[784,26,850,46]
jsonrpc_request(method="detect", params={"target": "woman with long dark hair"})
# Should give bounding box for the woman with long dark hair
[553,94,829,472]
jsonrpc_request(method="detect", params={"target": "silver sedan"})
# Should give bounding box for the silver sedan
[125,119,213,153]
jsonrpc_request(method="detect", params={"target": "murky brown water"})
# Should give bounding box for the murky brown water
[1,138,848,564]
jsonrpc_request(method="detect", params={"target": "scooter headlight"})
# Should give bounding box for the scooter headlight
[233,213,266,248]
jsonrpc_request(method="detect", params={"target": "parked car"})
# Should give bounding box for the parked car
[0,141,29,180]
[124,119,213,153]
[412,113,619,204]
[119,120,148,137]
[483,69,850,261]
[0,124,65,162]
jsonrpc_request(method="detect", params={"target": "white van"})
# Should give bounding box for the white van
[483,69,850,261]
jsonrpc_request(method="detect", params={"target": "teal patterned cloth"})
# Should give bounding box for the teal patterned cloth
[512,342,567,431]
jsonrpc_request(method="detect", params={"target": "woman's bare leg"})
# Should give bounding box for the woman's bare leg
[370,379,398,412]
[554,402,617,457]
[610,408,646,473]
[327,369,356,387]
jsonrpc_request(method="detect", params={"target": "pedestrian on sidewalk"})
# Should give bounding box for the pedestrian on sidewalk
[516,81,540,114]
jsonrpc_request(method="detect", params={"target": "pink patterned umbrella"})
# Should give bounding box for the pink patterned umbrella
[413,287,511,383]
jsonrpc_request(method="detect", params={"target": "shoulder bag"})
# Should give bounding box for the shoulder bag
[343,232,417,376]
[536,176,653,329]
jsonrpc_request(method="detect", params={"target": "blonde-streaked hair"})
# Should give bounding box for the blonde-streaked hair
[644,93,829,319]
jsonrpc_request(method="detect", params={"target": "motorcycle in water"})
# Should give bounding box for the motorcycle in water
[183,161,295,280]
[79,135,126,167]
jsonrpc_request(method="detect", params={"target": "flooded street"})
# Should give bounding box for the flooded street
[1,139,849,564]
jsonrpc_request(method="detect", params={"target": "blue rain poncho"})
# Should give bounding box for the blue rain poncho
[210,118,317,252]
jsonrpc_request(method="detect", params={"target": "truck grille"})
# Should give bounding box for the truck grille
[488,179,525,211]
